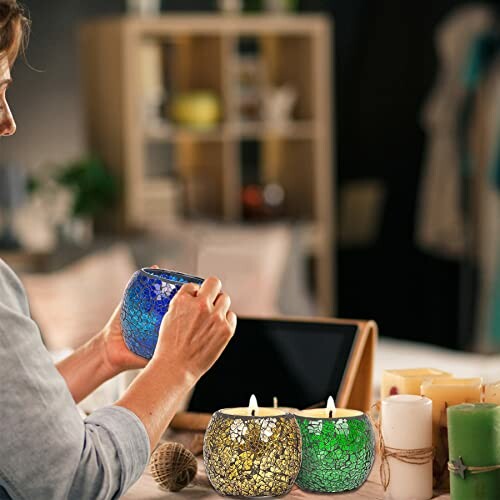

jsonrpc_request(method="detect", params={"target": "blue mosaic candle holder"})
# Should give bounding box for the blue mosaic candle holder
[121,268,204,359]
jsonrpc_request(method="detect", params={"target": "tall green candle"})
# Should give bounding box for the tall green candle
[448,403,500,499]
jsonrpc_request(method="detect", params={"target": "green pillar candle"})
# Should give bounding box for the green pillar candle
[448,403,500,500]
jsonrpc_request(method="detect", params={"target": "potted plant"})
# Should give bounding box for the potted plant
[55,156,117,244]
[27,156,117,246]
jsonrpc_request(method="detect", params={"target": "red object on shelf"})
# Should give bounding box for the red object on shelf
[242,183,285,221]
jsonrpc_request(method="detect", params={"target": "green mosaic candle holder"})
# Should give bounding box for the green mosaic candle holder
[204,406,302,497]
[294,408,375,493]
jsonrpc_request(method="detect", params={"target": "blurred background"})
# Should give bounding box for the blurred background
[2,0,500,355]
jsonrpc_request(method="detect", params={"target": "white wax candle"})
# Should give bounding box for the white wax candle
[295,408,362,418]
[220,394,287,417]
[221,407,286,417]
[382,395,433,500]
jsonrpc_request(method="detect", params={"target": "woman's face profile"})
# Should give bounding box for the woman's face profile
[0,56,16,137]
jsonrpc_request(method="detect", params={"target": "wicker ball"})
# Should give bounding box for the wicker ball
[150,442,198,492]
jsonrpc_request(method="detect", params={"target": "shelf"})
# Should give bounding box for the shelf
[145,121,315,143]
[146,124,226,143]
[123,15,330,38]
[80,14,334,314]
[142,178,178,193]
[227,121,316,140]
[155,218,322,249]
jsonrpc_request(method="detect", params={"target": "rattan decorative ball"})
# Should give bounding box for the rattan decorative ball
[150,442,198,492]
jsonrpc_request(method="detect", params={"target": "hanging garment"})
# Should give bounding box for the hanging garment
[416,5,494,259]
[434,27,500,351]
[468,51,500,350]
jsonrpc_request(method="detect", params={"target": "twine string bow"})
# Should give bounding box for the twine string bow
[448,456,500,480]
[370,402,434,491]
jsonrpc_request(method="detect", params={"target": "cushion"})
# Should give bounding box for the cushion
[196,224,292,316]
[21,244,136,350]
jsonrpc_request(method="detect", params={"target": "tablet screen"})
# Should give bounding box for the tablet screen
[188,318,359,413]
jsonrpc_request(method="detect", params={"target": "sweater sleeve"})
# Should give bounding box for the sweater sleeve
[70,407,150,499]
[0,260,150,500]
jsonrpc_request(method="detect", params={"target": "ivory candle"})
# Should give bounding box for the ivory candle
[381,395,433,500]
[420,377,482,489]
[483,381,500,404]
[381,368,452,400]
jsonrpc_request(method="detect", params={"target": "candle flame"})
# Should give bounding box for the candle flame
[249,394,258,416]
[327,396,336,418]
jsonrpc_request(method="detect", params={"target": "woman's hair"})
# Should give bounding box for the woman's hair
[0,0,29,66]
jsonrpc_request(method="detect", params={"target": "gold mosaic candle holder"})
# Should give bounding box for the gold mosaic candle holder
[203,406,302,497]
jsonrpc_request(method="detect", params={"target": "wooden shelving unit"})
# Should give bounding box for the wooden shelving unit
[80,14,335,314]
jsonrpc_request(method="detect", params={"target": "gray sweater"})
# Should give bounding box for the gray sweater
[0,260,150,499]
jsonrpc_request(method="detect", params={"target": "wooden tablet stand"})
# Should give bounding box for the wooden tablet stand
[171,317,378,431]
[334,318,378,411]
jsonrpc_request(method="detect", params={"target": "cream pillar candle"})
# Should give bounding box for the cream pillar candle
[381,395,433,500]
[420,377,482,489]
[381,368,452,400]
[483,381,500,404]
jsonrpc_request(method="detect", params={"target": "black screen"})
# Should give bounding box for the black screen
[188,318,358,413]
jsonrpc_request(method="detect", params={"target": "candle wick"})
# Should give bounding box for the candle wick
[251,409,256,417]
[329,410,333,418]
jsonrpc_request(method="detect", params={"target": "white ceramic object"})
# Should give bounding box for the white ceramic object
[265,0,293,13]
[218,0,243,14]
[262,84,297,124]
[127,0,161,16]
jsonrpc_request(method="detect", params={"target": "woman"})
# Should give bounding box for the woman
[0,2,237,499]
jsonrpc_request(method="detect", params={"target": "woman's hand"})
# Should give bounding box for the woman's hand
[116,276,236,449]
[57,302,147,404]
[152,276,237,382]
[100,264,161,374]
[99,302,148,374]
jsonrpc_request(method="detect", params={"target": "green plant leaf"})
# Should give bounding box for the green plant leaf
[56,156,117,217]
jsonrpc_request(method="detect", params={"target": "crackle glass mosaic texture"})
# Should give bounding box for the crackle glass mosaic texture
[121,268,204,359]
[295,414,375,493]
[204,411,302,497]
